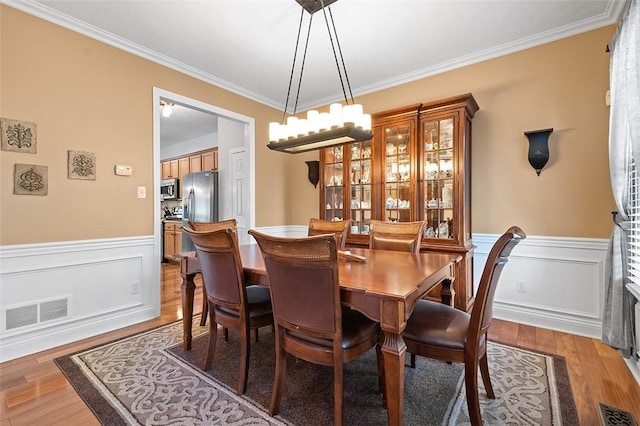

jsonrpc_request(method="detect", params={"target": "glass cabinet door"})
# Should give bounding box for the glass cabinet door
[323,146,344,221]
[384,124,412,222]
[423,118,454,239]
[348,141,372,234]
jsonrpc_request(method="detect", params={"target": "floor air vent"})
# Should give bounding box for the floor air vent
[6,304,38,330]
[5,297,69,330]
[40,298,68,322]
[598,403,638,426]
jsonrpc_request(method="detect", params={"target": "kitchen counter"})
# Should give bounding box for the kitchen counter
[163,217,183,222]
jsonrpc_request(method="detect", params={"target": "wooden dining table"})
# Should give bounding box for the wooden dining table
[179,244,460,426]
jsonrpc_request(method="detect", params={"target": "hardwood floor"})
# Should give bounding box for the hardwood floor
[2,263,639,425]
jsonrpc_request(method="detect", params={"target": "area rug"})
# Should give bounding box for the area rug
[55,318,578,425]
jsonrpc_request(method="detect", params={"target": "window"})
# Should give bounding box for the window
[627,159,640,299]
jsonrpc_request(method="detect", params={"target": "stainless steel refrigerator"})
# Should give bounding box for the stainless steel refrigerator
[181,170,219,252]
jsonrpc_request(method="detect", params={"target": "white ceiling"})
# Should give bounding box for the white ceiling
[160,103,218,147]
[8,0,628,145]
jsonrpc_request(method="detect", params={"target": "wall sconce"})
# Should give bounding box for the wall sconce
[305,160,319,188]
[524,128,553,176]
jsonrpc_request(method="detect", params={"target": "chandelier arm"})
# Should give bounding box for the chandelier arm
[320,2,349,105]
[292,14,313,117]
[327,6,354,104]
[283,9,306,122]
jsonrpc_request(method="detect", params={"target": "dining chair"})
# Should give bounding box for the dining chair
[307,217,351,250]
[402,226,526,425]
[182,227,274,395]
[188,218,237,233]
[188,219,237,327]
[248,230,381,426]
[368,219,426,253]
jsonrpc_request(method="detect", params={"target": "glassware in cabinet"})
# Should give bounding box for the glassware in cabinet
[384,124,412,222]
[422,118,455,239]
[322,146,344,220]
[349,140,373,234]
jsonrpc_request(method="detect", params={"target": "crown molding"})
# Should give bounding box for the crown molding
[3,0,628,113]
[2,0,283,110]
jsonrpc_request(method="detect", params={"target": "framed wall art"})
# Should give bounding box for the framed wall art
[1,118,37,154]
[14,163,48,196]
[68,150,96,180]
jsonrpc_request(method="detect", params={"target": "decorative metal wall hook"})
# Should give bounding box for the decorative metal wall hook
[305,160,319,188]
[524,128,553,176]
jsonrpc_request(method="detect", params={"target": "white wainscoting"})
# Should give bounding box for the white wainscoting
[0,236,158,362]
[0,228,609,362]
[262,226,609,338]
[473,233,608,338]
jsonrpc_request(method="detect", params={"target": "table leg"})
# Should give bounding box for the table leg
[439,278,455,307]
[180,270,197,350]
[381,329,406,426]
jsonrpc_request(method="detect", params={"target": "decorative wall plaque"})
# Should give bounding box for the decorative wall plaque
[1,118,37,153]
[14,164,48,196]
[68,150,96,180]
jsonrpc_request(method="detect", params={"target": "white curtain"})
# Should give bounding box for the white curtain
[603,0,640,357]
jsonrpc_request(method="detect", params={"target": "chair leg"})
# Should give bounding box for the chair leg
[224,327,229,341]
[270,332,287,416]
[237,325,250,395]
[375,344,386,406]
[410,352,416,368]
[479,352,495,399]
[465,359,482,426]
[334,357,344,426]
[253,328,259,342]
[203,305,217,371]
[200,288,208,326]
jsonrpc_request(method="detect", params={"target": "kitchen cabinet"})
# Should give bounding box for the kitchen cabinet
[189,154,202,173]
[161,149,218,196]
[163,222,183,261]
[177,157,191,197]
[319,93,478,311]
[201,149,218,171]
[162,159,179,179]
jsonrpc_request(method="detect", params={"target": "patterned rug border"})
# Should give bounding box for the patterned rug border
[486,340,578,426]
[54,317,579,425]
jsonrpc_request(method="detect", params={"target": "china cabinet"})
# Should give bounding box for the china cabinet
[318,93,478,311]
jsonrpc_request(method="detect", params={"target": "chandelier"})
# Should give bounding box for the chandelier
[267,0,372,154]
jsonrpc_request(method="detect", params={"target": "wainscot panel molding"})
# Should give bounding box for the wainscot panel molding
[0,236,158,362]
[472,233,608,339]
[247,225,308,241]
[272,227,609,339]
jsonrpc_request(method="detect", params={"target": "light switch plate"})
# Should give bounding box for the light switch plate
[137,186,146,198]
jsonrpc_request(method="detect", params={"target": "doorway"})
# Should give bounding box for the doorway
[153,87,256,304]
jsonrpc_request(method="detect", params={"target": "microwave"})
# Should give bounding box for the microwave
[160,178,179,200]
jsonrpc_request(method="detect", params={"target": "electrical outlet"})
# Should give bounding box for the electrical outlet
[131,281,141,294]
[516,280,526,293]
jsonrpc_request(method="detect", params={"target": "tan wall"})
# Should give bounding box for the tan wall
[289,26,617,239]
[0,6,288,245]
[1,5,617,245]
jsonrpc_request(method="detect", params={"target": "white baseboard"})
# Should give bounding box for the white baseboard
[0,236,158,362]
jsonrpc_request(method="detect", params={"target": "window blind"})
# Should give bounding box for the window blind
[628,160,640,293]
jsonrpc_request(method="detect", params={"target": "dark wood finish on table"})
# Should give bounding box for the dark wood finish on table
[180,244,459,426]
